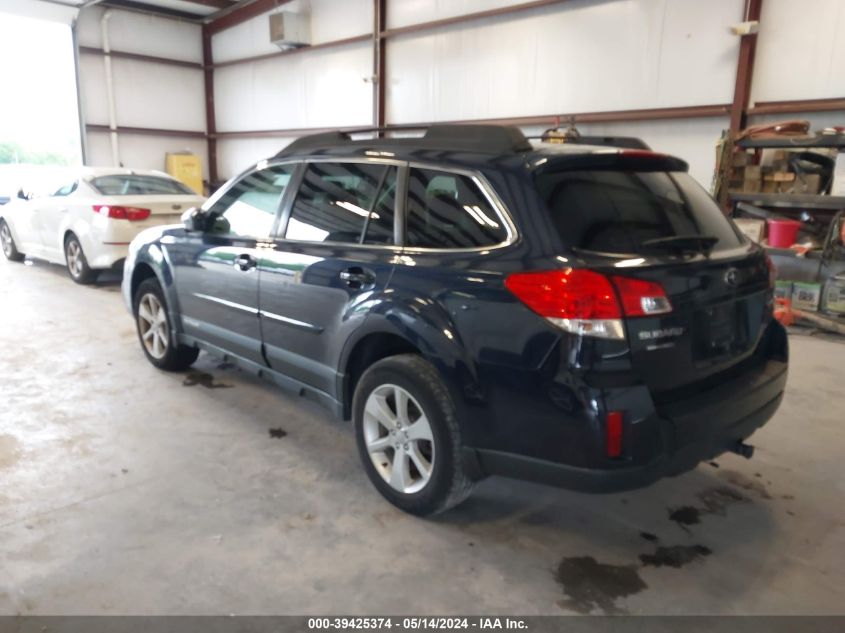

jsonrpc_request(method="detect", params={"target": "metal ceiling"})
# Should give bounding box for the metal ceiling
[35,0,242,21]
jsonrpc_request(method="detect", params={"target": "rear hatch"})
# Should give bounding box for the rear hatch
[533,152,773,397]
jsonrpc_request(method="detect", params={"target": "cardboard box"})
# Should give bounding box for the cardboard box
[735,218,765,243]
[732,165,761,180]
[763,171,796,193]
[774,280,793,301]
[793,173,821,195]
[728,179,762,193]
[792,282,821,311]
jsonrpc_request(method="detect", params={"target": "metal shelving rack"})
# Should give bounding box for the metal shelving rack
[727,134,845,315]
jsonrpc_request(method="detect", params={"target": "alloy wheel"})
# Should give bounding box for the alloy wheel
[137,293,169,360]
[362,384,435,494]
[66,240,83,278]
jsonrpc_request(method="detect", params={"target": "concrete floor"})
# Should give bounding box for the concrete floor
[0,255,843,616]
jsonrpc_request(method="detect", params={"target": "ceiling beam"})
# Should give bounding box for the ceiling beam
[380,0,574,39]
[176,0,235,9]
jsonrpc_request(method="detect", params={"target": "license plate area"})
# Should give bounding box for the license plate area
[693,299,749,362]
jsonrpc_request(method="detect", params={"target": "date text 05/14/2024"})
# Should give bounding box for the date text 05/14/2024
[307,618,528,630]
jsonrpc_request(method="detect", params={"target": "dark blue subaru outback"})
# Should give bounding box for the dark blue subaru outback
[123,125,788,516]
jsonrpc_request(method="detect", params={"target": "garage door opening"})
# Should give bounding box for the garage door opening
[0,12,82,199]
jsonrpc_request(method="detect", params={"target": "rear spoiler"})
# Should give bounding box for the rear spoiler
[533,149,689,175]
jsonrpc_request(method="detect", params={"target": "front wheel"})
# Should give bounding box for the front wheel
[353,354,474,516]
[0,219,25,262]
[65,234,98,284]
[133,278,199,371]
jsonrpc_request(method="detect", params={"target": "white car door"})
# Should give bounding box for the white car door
[4,197,41,255]
[37,181,79,261]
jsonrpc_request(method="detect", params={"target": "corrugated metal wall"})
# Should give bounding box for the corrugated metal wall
[64,0,845,188]
[75,6,208,180]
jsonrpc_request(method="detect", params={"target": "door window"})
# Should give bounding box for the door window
[53,181,77,197]
[405,168,508,249]
[285,162,397,245]
[206,164,294,238]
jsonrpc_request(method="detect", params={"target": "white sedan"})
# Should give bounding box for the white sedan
[0,168,204,283]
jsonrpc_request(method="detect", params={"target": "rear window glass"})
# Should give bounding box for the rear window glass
[534,170,743,254]
[89,175,194,196]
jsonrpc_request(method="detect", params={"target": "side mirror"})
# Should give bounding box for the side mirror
[17,188,29,201]
[181,206,205,232]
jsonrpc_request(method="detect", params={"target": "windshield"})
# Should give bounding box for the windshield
[89,175,194,196]
[534,170,744,254]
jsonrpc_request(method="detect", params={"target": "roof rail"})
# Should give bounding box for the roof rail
[276,124,533,156]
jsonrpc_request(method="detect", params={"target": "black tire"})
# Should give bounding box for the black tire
[133,277,199,371]
[353,354,474,516]
[0,219,25,262]
[64,233,99,284]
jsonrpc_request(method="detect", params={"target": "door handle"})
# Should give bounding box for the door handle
[339,267,375,288]
[234,253,257,271]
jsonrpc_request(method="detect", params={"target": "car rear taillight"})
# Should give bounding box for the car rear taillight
[93,205,151,221]
[504,268,672,340]
[606,411,624,458]
[611,275,672,317]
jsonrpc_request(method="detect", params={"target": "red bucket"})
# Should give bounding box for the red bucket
[767,219,801,248]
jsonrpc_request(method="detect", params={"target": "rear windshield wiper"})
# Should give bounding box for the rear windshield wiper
[640,235,719,254]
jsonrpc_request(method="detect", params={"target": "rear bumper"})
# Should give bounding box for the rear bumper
[469,358,787,493]
[84,242,129,270]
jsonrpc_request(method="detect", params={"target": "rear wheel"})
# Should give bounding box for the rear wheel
[0,219,25,262]
[353,354,473,516]
[65,234,98,284]
[133,278,199,371]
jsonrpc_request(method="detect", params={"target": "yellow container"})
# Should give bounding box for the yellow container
[165,152,203,195]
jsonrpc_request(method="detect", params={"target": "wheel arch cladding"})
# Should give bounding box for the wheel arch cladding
[130,262,158,305]
[341,331,421,420]
[340,299,484,421]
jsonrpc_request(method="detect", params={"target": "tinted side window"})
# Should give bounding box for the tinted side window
[207,165,294,238]
[53,181,77,197]
[405,169,507,249]
[362,168,397,245]
[286,162,393,244]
